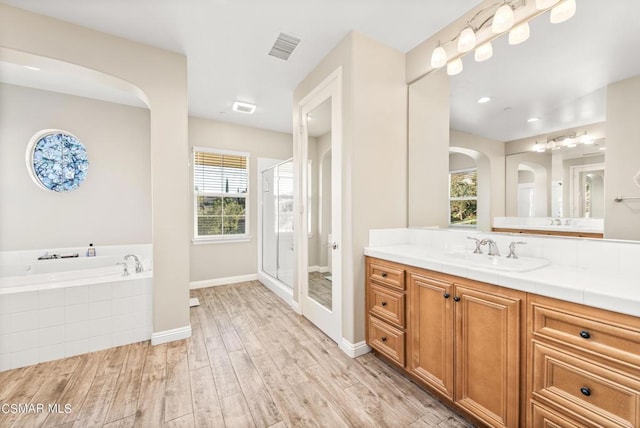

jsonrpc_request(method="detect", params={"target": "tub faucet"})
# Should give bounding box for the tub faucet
[124,254,144,273]
[480,238,500,256]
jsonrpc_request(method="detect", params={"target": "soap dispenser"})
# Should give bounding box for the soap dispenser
[86,243,96,257]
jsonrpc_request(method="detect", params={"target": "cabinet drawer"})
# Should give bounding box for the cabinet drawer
[368,283,405,328]
[368,261,405,291]
[531,402,583,428]
[368,316,405,366]
[531,300,640,369]
[532,342,640,427]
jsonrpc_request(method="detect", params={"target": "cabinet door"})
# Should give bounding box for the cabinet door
[454,284,521,428]
[408,272,454,400]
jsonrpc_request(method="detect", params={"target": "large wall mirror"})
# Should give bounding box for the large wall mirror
[408,1,640,237]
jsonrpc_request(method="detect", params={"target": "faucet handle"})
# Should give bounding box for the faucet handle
[507,241,527,259]
[117,262,130,276]
[467,236,483,254]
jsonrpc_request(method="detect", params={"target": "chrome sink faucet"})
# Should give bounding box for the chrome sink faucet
[506,241,527,259]
[467,236,483,254]
[124,254,144,273]
[480,238,500,256]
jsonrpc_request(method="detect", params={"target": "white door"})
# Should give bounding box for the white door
[297,68,342,343]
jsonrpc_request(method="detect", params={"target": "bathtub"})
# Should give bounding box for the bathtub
[0,244,153,372]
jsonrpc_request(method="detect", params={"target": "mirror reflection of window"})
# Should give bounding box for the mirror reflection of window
[449,169,478,226]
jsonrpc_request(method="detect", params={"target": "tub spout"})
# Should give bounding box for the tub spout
[124,254,144,273]
[38,252,60,260]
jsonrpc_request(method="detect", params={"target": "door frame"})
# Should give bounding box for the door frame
[294,67,343,344]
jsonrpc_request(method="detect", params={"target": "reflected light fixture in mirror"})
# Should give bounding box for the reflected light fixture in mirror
[509,22,530,45]
[474,42,493,62]
[457,27,477,52]
[447,58,463,76]
[550,0,577,24]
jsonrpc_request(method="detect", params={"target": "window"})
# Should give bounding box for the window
[449,168,477,226]
[193,148,249,241]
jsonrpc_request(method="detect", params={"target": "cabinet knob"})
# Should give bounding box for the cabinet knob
[453,296,461,302]
[381,272,387,278]
[443,293,450,299]
[381,336,388,343]
[381,301,388,307]
[579,330,591,339]
[580,387,591,397]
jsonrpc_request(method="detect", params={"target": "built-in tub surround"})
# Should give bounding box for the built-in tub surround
[366,228,640,317]
[0,244,152,372]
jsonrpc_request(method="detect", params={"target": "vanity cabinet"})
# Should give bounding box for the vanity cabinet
[365,257,525,427]
[528,295,640,428]
[408,270,524,428]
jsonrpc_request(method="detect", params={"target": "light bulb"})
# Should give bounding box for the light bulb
[535,0,560,9]
[492,4,514,33]
[508,22,530,45]
[447,58,463,76]
[430,45,447,68]
[550,0,576,24]
[474,42,493,62]
[457,27,476,53]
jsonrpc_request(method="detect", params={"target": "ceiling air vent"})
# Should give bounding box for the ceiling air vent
[268,33,301,61]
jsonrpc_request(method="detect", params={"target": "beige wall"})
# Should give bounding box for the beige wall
[449,153,476,171]
[189,117,292,282]
[294,31,407,345]
[1,4,189,335]
[408,70,450,227]
[0,84,150,250]
[605,75,640,240]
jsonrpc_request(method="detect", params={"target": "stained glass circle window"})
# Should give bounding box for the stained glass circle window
[26,130,89,192]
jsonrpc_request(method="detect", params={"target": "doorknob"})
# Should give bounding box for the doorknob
[332,242,338,250]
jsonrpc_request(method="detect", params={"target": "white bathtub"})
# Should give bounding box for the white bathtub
[0,244,153,372]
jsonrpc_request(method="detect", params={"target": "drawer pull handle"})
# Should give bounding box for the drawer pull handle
[443,293,450,299]
[453,296,461,302]
[580,387,591,397]
[381,272,388,278]
[579,330,591,339]
[381,336,388,343]
[381,301,388,307]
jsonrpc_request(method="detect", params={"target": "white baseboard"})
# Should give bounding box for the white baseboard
[339,339,371,358]
[151,325,192,345]
[308,265,330,273]
[290,299,301,314]
[257,271,294,306]
[190,273,258,289]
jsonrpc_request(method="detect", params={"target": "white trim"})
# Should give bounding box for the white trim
[190,273,258,289]
[257,271,294,306]
[307,265,330,273]
[192,236,252,245]
[339,339,371,358]
[192,146,250,158]
[151,325,192,345]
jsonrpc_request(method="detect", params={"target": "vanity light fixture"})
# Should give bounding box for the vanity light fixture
[457,27,477,53]
[447,58,463,76]
[474,42,493,62]
[492,3,515,33]
[477,96,492,104]
[508,22,530,45]
[428,0,576,76]
[550,0,576,24]
[430,43,447,68]
[232,101,256,114]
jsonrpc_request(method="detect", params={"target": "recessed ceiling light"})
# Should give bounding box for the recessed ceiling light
[476,96,491,104]
[232,101,256,114]
[24,66,40,71]
[527,117,541,123]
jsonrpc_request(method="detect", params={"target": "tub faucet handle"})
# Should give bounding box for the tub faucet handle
[117,262,130,276]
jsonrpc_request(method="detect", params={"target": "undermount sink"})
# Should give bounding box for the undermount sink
[442,251,550,273]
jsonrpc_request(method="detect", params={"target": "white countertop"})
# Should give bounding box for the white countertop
[493,217,603,234]
[365,236,640,318]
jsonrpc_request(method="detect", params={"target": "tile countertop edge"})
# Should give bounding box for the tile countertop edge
[364,246,640,318]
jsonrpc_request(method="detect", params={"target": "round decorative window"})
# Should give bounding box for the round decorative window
[26,129,89,192]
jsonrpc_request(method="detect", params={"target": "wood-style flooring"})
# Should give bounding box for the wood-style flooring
[307,272,332,310]
[0,281,472,427]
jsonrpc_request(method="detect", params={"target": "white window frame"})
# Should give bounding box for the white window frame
[448,167,478,228]
[192,147,251,244]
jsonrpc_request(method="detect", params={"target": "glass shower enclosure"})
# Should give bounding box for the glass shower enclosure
[261,159,294,288]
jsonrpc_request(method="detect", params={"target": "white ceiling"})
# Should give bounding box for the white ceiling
[449,0,640,142]
[0,0,480,134]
